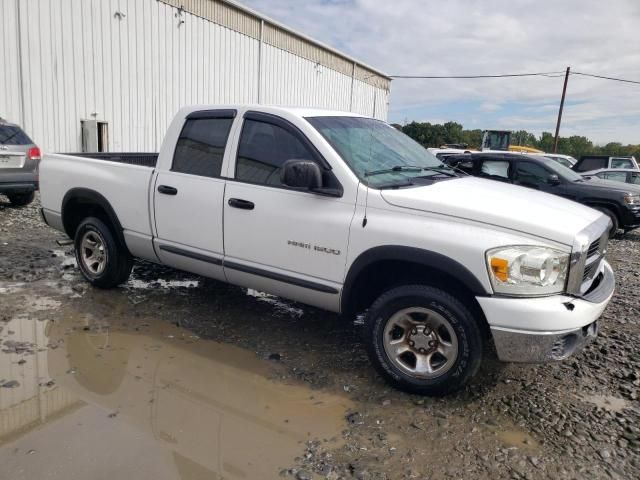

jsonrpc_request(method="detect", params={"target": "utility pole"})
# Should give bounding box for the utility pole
[553,66,570,153]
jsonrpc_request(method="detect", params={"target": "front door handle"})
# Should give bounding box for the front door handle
[158,185,178,195]
[228,198,255,210]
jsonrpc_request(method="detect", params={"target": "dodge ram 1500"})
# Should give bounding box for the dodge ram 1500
[40,105,615,395]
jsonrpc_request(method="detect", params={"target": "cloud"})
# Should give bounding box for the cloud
[242,0,640,144]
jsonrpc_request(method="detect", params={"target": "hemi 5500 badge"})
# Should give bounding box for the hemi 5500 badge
[287,240,340,255]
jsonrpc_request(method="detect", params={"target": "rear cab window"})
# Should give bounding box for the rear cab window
[172,116,234,178]
[0,125,33,145]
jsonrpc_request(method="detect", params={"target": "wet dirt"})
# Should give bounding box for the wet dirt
[1,282,351,480]
[1,196,640,479]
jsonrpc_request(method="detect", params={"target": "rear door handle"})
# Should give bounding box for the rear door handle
[157,185,178,195]
[228,198,255,210]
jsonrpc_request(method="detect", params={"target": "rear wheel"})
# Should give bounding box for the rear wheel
[364,285,483,396]
[74,217,133,288]
[594,207,619,238]
[8,191,35,207]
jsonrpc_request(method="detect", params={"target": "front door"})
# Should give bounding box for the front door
[153,112,235,281]
[222,114,355,310]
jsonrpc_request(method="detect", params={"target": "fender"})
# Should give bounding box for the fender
[61,188,126,245]
[341,245,490,314]
[581,199,622,217]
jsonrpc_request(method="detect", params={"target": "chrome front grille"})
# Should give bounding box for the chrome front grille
[567,217,610,296]
[587,239,601,258]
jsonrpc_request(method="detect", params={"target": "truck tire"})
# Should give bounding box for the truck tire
[593,207,619,238]
[8,191,35,207]
[74,217,133,288]
[364,285,482,396]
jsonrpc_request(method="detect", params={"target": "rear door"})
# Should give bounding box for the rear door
[153,110,236,281]
[222,112,354,309]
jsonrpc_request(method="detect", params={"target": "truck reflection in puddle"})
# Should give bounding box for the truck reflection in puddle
[0,312,350,479]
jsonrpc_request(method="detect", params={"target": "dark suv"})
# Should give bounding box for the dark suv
[446,152,640,236]
[0,119,40,206]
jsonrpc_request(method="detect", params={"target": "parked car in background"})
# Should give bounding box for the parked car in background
[427,147,475,161]
[573,154,638,174]
[0,118,41,206]
[541,153,577,169]
[583,168,640,185]
[39,105,615,396]
[446,152,640,236]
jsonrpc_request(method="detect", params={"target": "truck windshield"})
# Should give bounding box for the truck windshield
[306,116,445,188]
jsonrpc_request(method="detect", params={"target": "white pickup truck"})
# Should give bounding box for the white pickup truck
[40,105,615,395]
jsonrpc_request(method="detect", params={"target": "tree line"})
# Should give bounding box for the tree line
[392,121,640,159]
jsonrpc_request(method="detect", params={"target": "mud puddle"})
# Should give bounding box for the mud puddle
[578,393,632,413]
[0,287,352,480]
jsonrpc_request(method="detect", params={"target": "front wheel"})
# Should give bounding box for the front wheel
[364,285,483,396]
[74,217,133,288]
[8,191,35,206]
[593,207,619,238]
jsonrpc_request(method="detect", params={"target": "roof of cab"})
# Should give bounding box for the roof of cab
[178,104,371,120]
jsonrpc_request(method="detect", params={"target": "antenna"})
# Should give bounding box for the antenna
[362,121,375,228]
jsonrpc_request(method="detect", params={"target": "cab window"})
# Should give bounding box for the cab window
[172,117,233,178]
[235,119,316,187]
[611,158,633,169]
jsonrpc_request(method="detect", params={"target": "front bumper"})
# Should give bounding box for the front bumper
[478,260,614,363]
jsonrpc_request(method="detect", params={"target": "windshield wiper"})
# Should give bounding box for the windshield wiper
[365,165,424,177]
[376,180,415,189]
[365,164,458,178]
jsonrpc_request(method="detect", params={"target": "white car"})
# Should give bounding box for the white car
[39,105,614,395]
[541,153,577,169]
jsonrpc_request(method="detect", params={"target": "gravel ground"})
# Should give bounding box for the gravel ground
[1,195,639,480]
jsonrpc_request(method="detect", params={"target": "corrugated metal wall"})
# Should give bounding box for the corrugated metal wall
[0,0,390,153]
[0,315,80,440]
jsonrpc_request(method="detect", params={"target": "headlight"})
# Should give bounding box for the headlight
[486,246,569,296]
[623,193,640,205]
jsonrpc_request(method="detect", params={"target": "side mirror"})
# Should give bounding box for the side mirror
[548,174,560,185]
[281,159,322,190]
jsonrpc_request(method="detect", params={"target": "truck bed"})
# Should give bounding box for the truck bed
[61,152,158,167]
[40,152,156,238]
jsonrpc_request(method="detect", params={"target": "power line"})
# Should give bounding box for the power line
[389,70,640,84]
[390,71,565,79]
[571,71,640,85]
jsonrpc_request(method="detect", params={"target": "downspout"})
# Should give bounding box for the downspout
[257,19,264,104]
[15,0,26,126]
[349,62,355,112]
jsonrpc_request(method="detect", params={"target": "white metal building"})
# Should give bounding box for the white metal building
[0,0,391,153]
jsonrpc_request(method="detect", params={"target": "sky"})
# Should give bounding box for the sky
[241,0,640,145]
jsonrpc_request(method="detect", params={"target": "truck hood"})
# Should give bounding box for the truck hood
[380,177,601,246]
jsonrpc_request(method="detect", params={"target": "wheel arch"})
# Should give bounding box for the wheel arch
[341,246,490,321]
[582,199,622,218]
[61,188,126,245]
